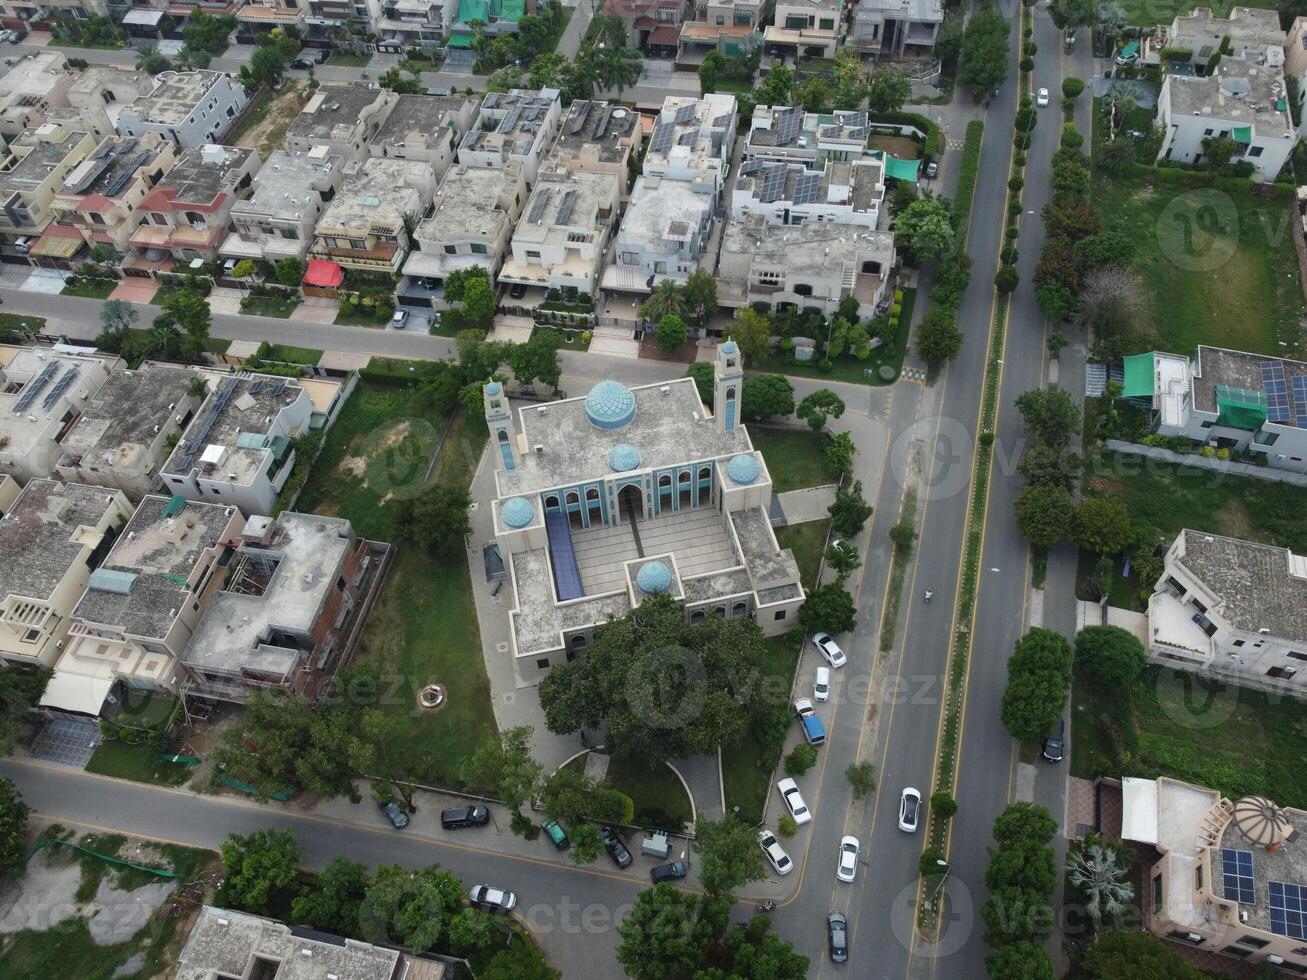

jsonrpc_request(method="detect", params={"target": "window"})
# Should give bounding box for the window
[1237,936,1270,949]
[1289,651,1307,661]
[1233,639,1245,647]
[22,628,40,643]
[526,249,541,260]
[226,105,236,118]
[280,228,297,240]
[690,609,706,623]
[1200,420,1213,429]
[1268,666,1297,679]
[1254,430,1279,446]
[471,243,488,254]
[89,212,105,225]
[1192,612,1217,637]
[1153,874,1164,913]
[774,610,786,621]
[1166,930,1205,946]
[1221,946,1253,959]
[336,576,346,591]
[1189,597,1208,614]
[444,244,457,254]
[349,239,365,249]
[818,16,834,28]
[1248,146,1264,158]
[536,658,550,670]
[1203,128,1213,136]
[654,261,667,274]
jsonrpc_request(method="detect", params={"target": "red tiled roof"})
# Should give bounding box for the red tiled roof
[648,24,680,45]
[77,193,113,213]
[41,224,84,239]
[304,259,343,288]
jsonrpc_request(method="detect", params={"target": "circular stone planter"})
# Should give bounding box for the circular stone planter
[418,684,447,711]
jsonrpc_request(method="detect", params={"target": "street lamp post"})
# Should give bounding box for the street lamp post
[925,859,950,910]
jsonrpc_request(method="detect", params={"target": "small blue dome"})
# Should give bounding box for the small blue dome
[727,453,760,485]
[485,380,503,396]
[501,496,535,529]
[636,560,672,594]
[721,340,738,355]
[585,380,636,429]
[608,443,642,472]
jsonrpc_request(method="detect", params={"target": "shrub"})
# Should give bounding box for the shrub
[817,358,833,373]
[919,845,948,877]
[1001,245,1018,265]
[784,743,818,777]
[1015,153,1027,167]
[1008,199,1022,218]
[1008,175,1024,193]
[931,791,958,818]
[1005,223,1020,243]
[777,815,798,838]
[1019,56,1034,72]
[994,264,1019,293]
[1061,76,1084,99]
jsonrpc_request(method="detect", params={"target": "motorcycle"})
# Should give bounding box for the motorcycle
[756,900,776,913]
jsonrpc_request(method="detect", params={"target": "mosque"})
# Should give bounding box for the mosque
[487,342,808,682]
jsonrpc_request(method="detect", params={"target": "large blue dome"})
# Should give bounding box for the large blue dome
[636,560,672,594]
[485,380,503,396]
[720,340,738,355]
[501,496,535,528]
[608,443,642,472]
[727,453,760,485]
[585,380,636,429]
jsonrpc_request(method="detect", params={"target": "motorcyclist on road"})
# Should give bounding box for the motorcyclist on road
[924,590,934,602]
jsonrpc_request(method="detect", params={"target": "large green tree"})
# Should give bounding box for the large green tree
[796,389,846,432]
[683,268,718,325]
[1074,625,1146,690]
[1000,630,1073,743]
[985,940,1055,980]
[1014,483,1073,548]
[1079,929,1207,979]
[958,4,1011,101]
[394,483,472,559]
[218,829,302,915]
[704,916,809,978]
[290,856,369,936]
[893,196,955,264]
[640,279,690,322]
[1071,496,1133,555]
[358,862,465,954]
[799,582,857,635]
[616,885,712,980]
[0,666,50,757]
[740,374,794,421]
[461,275,498,330]
[693,816,767,901]
[726,308,772,365]
[916,306,963,368]
[0,777,29,875]
[866,66,910,113]
[655,314,688,354]
[829,480,873,538]
[1015,387,1081,447]
[458,725,542,812]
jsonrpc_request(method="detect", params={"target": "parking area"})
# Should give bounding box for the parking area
[28,715,101,767]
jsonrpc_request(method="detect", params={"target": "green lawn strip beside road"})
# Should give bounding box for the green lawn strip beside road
[327,52,372,66]
[774,519,831,593]
[563,754,696,830]
[61,276,118,299]
[239,294,300,319]
[749,427,841,492]
[0,312,45,336]
[260,343,322,365]
[85,739,193,787]
[879,489,918,652]
[1072,665,1307,809]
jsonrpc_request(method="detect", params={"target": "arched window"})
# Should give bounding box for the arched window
[545,495,560,511]
[586,487,600,502]
[659,474,672,488]
[732,601,748,617]
[793,283,813,297]
[699,466,711,482]
[690,610,706,624]
[570,634,587,650]
[678,470,691,484]
[713,605,726,619]
[862,259,882,275]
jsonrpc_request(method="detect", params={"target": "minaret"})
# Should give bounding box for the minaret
[715,340,742,432]
[483,379,517,471]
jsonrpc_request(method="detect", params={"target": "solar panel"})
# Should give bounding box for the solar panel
[42,366,79,411]
[845,126,870,141]
[12,359,59,414]
[250,378,265,395]
[678,130,695,146]
[1221,849,1256,905]
[1271,882,1307,939]
[567,100,591,135]
[650,122,674,153]
[591,106,611,139]
[554,189,577,226]
[758,164,786,203]
[528,189,552,224]
[1293,375,1307,429]
[738,160,762,176]
[674,102,696,125]
[840,111,867,128]
[775,107,801,146]
[1262,360,1291,423]
[792,170,821,206]
[712,112,733,128]
[498,105,522,134]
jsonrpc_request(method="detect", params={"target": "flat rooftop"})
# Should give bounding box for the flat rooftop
[854,0,943,20]
[318,158,427,230]
[57,363,196,471]
[72,495,236,640]
[1215,800,1307,935]
[552,100,640,163]
[0,126,88,195]
[1171,6,1284,52]
[495,377,750,496]
[184,512,353,678]
[510,547,631,656]
[721,212,895,273]
[67,65,150,99]
[463,87,559,158]
[164,375,303,485]
[2,51,68,100]
[1166,61,1294,137]
[132,70,223,124]
[57,133,169,203]
[645,93,736,173]
[232,150,337,222]
[513,166,613,246]
[1190,345,1307,420]
[0,347,112,458]
[616,173,714,251]
[153,144,255,206]
[731,506,801,591]
[748,106,871,152]
[420,161,521,239]
[1175,529,1307,642]
[735,158,883,214]
[374,93,472,149]
[0,480,122,602]
[288,83,388,144]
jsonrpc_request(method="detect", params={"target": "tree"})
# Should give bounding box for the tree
[508,328,562,391]
[444,266,488,304]
[986,837,1058,895]
[290,856,369,935]
[231,259,257,281]
[893,196,955,264]
[825,541,860,580]
[1201,134,1239,170]
[446,907,497,958]
[994,265,1019,294]
[134,42,171,74]
[377,67,423,94]
[831,50,868,109]
[1018,443,1079,491]
[1071,496,1133,555]
[181,11,237,55]
[538,765,629,827]
[537,594,766,763]
[993,801,1058,847]
[740,374,794,421]
[0,667,49,758]
[1066,835,1134,929]
[682,268,718,325]
[569,821,605,866]
[1077,266,1146,337]
[243,44,288,88]
[1075,624,1146,690]
[0,777,29,875]
[936,16,964,69]
[958,4,1011,101]
[845,760,877,799]
[616,885,710,980]
[274,257,304,286]
[699,50,726,93]
[796,76,830,112]
[866,66,910,113]
[1015,387,1081,447]
[710,916,809,978]
[218,829,302,915]
[986,941,1056,980]
[1080,929,1207,980]
[799,582,857,635]
[999,630,1073,743]
[726,307,772,364]
[890,521,917,554]
[827,431,856,480]
[160,288,211,353]
[829,480,872,538]
[395,484,472,559]
[486,66,521,93]
[931,791,957,818]
[1014,484,1073,548]
[686,360,714,406]
[640,279,689,323]
[1050,0,1095,29]
[916,306,963,368]
[461,275,497,330]
[481,942,562,980]
[458,725,542,813]
[755,65,794,107]
[796,389,846,432]
[655,314,688,354]
[693,815,768,900]
[784,742,818,777]
[358,862,465,953]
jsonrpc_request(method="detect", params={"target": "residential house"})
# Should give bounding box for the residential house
[458,87,562,186]
[47,133,177,260]
[180,510,378,702]
[0,345,116,486]
[498,162,619,295]
[847,0,944,60]
[1120,774,1307,973]
[177,906,446,980]
[744,105,874,166]
[398,159,527,306]
[444,0,530,69]
[304,0,384,41]
[235,0,309,41]
[1156,58,1297,179]
[547,99,643,200]
[285,83,397,164]
[308,157,436,275]
[115,70,248,149]
[0,0,109,28]
[677,0,762,67]
[54,363,202,500]
[373,0,458,46]
[730,156,886,227]
[221,149,341,265]
[64,67,156,139]
[1153,6,1286,67]
[41,495,244,717]
[0,52,73,137]
[125,143,260,277]
[369,93,476,177]
[641,94,737,190]
[764,0,842,60]
[1145,529,1307,697]
[0,123,97,264]
[0,479,132,669]
[1118,346,1307,474]
[606,0,685,56]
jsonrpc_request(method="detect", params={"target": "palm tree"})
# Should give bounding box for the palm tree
[639,279,689,323]
[1066,838,1134,929]
[1102,83,1136,142]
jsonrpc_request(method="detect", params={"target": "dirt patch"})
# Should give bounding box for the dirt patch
[1222,498,1253,539]
[1087,475,1126,495]
[638,334,700,363]
[337,455,368,478]
[376,419,414,452]
[869,135,920,159]
[231,83,312,158]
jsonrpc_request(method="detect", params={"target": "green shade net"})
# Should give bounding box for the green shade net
[456,0,489,23]
[1122,352,1155,399]
[1215,384,1268,430]
[874,151,919,182]
[499,0,524,21]
[1233,125,1252,143]
[446,32,475,46]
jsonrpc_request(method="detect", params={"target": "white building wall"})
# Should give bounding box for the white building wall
[116,73,248,149]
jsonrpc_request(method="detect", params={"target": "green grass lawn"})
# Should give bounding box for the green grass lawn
[85,739,193,787]
[749,426,840,492]
[601,756,694,831]
[328,52,372,66]
[261,343,321,365]
[335,306,392,328]
[61,277,118,299]
[240,294,300,319]
[0,312,46,336]
[1072,665,1307,808]
[1091,175,1304,355]
[721,633,803,824]
[774,519,830,592]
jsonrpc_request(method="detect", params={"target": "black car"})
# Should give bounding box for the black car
[290,58,313,70]
[650,861,686,884]
[1041,717,1065,763]
[441,805,490,829]
[827,911,848,963]
[599,827,633,869]
[9,29,25,43]
[509,282,527,299]
[379,800,409,829]
[314,48,331,64]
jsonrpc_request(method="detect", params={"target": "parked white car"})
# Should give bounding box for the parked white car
[811,632,847,668]
[777,777,812,825]
[814,666,830,703]
[758,829,793,875]
[899,787,922,833]
[1036,87,1050,107]
[837,835,860,883]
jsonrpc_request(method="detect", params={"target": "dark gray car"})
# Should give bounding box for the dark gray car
[827,911,848,962]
